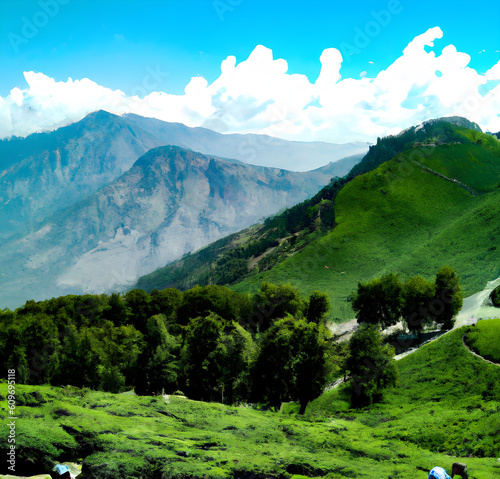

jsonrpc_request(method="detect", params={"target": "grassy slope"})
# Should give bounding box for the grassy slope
[309,326,500,476]
[1,326,499,478]
[232,134,500,320]
[420,128,500,193]
[467,318,500,363]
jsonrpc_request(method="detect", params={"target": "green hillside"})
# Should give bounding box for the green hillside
[232,130,500,319]
[134,120,500,320]
[2,326,499,478]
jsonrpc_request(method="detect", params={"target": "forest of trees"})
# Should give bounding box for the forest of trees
[1,266,462,411]
[352,266,463,334]
[0,283,335,413]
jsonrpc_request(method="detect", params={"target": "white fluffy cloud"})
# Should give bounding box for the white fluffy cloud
[1,27,499,143]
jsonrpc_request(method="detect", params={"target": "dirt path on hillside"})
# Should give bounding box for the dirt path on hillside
[412,160,480,196]
[329,318,404,343]
[328,318,358,339]
[325,277,500,385]
[462,334,500,367]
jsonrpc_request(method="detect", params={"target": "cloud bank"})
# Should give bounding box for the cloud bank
[1,27,499,143]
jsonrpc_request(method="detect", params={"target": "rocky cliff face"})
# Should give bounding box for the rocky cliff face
[0,146,352,308]
[0,111,160,240]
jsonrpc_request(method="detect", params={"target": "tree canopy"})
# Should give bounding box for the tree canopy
[346,324,399,408]
[433,266,463,330]
[251,316,330,414]
[353,267,463,333]
[401,276,435,335]
[0,281,333,412]
[352,273,403,329]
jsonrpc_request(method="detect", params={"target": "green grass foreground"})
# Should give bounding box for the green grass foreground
[1,326,500,478]
[467,318,500,363]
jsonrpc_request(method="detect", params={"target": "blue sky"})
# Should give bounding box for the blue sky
[1,0,499,141]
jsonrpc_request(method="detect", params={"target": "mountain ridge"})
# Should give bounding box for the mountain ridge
[0,111,160,240]
[123,112,369,171]
[0,110,364,241]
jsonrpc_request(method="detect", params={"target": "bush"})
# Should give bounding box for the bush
[490,284,500,307]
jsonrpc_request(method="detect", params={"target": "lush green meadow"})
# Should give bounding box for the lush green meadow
[467,318,500,363]
[1,326,499,478]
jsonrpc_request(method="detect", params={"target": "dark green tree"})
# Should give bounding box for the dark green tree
[94,322,142,391]
[181,313,225,401]
[0,325,29,383]
[346,324,398,408]
[56,326,102,388]
[433,266,463,330]
[104,292,130,326]
[401,276,435,337]
[213,322,255,404]
[352,273,403,329]
[177,285,242,326]
[73,294,108,327]
[135,315,180,395]
[22,314,60,384]
[306,291,330,324]
[249,282,306,333]
[181,312,254,403]
[124,289,152,331]
[150,288,183,322]
[251,316,329,414]
[293,321,331,414]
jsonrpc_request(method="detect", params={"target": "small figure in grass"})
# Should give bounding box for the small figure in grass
[51,464,71,479]
[429,462,468,479]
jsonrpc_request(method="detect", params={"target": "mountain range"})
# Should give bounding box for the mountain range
[0,110,366,241]
[122,113,369,171]
[0,111,365,308]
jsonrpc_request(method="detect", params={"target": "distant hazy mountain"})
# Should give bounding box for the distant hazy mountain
[0,110,364,241]
[0,146,362,308]
[0,111,160,240]
[123,113,369,171]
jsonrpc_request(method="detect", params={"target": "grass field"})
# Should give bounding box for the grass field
[466,318,500,363]
[1,326,499,479]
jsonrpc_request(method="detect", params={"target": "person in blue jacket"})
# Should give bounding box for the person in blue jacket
[429,462,467,479]
[51,464,71,479]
